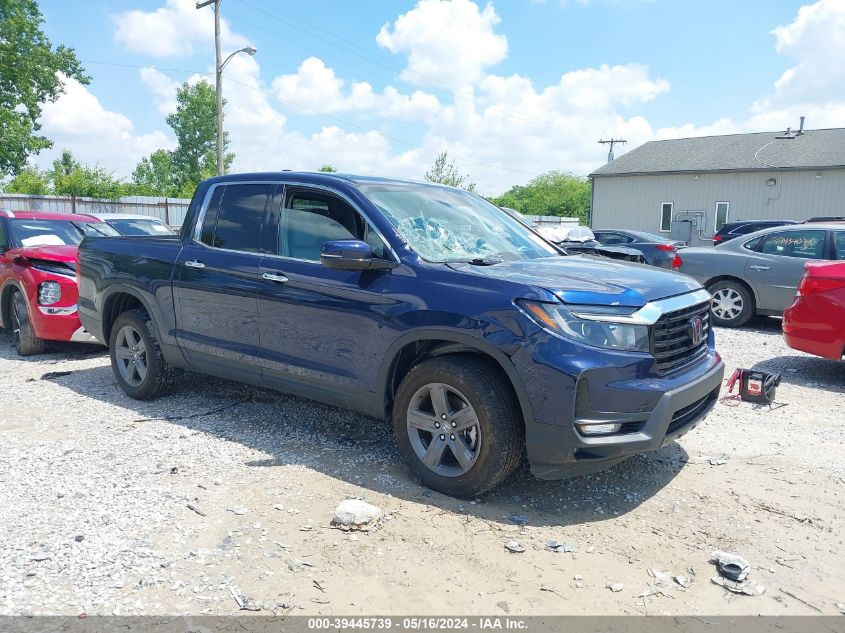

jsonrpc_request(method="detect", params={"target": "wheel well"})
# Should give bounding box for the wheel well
[385,339,521,419]
[102,292,145,343]
[704,275,757,307]
[0,284,21,330]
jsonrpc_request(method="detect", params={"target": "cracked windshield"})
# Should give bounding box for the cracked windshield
[363,184,558,263]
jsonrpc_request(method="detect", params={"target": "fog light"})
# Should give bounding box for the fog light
[577,423,622,435]
[38,281,62,305]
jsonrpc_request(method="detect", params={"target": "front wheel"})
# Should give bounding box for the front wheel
[10,289,46,356]
[708,280,755,327]
[109,309,175,400]
[392,356,524,498]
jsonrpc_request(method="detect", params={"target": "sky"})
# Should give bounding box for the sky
[32,0,845,195]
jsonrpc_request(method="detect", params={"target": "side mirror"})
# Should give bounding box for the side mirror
[320,240,397,271]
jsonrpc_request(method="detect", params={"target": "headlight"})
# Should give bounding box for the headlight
[38,281,62,305]
[519,301,650,352]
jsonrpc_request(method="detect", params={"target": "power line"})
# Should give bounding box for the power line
[80,59,539,179]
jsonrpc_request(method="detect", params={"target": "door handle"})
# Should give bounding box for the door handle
[749,265,770,271]
[185,260,206,269]
[261,272,289,283]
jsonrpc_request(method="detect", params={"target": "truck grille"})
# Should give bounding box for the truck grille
[651,300,711,375]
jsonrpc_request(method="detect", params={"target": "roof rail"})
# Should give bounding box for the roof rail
[805,216,845,223]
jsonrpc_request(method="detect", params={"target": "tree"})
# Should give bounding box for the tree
[0,0,89,177]
[49,149,127,199]
[131,149,181,197]
[491,171,592,223]
[424,151,477,193]
[166,80,232,192]
[3,165,51,194]
[318,164,337,172]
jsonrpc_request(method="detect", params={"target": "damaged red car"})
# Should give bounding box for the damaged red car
[0,210,115,355]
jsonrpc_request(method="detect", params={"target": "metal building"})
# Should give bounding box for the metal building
[589,127,845,246]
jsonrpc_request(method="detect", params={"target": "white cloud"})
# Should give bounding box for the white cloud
[376,0,508,90]
[36,75,174,174]
[113,0,249,57]
[94,0,845,194]
[139,68,181,115]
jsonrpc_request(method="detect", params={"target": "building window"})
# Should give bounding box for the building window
[715,202,730,232]
[660,202,673,232]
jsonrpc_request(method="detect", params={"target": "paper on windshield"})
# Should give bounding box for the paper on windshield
[21,235,66,247]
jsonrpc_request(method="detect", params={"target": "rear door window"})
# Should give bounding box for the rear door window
[759,230,827,259]
[834,231,845,260]
[0,221,7,252]
[200,184,272,253]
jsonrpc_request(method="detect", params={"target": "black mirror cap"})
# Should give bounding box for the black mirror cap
[320,239,397,271]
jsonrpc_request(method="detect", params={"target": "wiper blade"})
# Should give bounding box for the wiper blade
[467,255,503,266]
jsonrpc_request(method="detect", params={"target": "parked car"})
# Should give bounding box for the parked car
[678,223,845,327]
[78,173,724,498]
[535,225,647,264]
[783,260,845,360]
[712,220,798,246]
[90,213,176,236]
[592,229,684,269]
[0,210,112,355]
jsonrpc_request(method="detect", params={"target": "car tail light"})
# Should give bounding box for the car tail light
[672,254,683,268]
[656,244,676,252]
[797,274,845,296]
[713,234,724,245]
[38,281,62,305]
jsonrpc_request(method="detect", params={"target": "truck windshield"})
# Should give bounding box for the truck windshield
[360,183,558,263]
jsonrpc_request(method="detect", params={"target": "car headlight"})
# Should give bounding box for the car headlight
[38,281,62,306]
[519,300,650,352]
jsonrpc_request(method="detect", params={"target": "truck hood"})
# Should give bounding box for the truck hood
[449,255,702,307]
[6,244,80,264]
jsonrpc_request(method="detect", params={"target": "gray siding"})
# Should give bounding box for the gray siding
[591,168,845,245]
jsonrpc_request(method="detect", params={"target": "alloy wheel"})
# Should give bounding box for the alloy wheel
[114,325,148,387]
[711,288,743,321]
[406,382,482,477]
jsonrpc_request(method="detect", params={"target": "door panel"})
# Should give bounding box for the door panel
[174,245,264,375]
[172,182,273,378]
[256,187,399,400]
[745,229,828,311]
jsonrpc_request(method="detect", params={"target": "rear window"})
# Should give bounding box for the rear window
[108,219,174,236]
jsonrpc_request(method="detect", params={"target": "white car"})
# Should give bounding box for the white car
[88,213,176,237]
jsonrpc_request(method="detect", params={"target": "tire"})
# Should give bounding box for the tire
[708,279,755,327]
[10,289,47,356]
[392,355,524,498]
[109,308,175,400]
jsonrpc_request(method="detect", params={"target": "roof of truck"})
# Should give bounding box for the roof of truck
[203,172,461,189]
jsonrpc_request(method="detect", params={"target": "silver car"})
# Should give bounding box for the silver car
[679,223,845,327]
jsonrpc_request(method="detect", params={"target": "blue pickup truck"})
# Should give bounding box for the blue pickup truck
[77,172,724,497]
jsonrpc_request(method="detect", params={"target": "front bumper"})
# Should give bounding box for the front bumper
[526,358,724,479]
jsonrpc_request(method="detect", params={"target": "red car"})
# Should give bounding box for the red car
[783,261,845,360]
[0,210,115,355]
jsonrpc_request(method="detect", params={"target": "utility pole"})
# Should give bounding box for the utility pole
[196,0,224,176]
[196,0,256,176]
[598,138,627,163]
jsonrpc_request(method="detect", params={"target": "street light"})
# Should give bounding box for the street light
[196,0,257,176]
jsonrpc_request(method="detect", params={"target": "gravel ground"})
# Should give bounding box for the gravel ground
[0,318,843,616]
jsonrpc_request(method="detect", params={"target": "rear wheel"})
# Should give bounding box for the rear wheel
[109,309,175,400]
[10,289,46,356]
[708,280,754,327]
[392,356,523,498]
